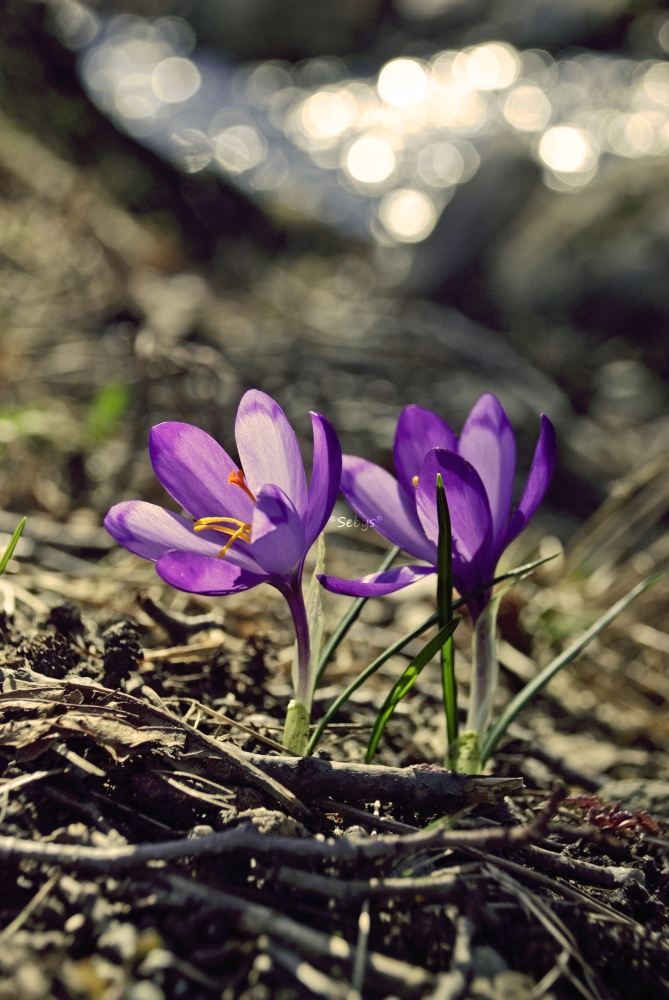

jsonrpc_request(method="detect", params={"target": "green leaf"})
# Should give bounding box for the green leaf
[365,617,461,764]
[436,473,457,747]
[0,517,26,576]
[480,574,662,764]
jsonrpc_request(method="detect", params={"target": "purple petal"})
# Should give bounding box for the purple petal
[341,456,437,564]
[415,449,493,586]
[104,502,222,562]
[250,484,307,576]
[235,390,308,517]
[393,405,457,499]
[149,423,254,524]
[318,564,435,597]
[304,412,342,549]
[157,551,268,595]
[501,414,557,550]
[457,394,515,546]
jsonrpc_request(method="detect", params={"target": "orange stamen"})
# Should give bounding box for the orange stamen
[412,475,419,488]
[193,516,252,559]
[228,469,256,502]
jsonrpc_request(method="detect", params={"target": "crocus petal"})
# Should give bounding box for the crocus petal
[318,564,435,597]
[149,423,254,524]
[235,390,308,517]
[341,456,437,564]
[250,484,307,576]
[304,412,342,549]
[501,414,557,550]
[157,551,268,595]
[415,449,493,586]
[104,501,223,562]
[393,405,457,499]
[457,394,515,546]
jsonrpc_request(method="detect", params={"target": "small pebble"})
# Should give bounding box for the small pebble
[127,982,166,1000]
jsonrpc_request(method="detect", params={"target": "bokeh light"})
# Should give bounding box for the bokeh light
[75,13,669,245]
[151,57,201,103]
[503,86,552,131]
[453,44,520,92]
[114,73,161,120]
[378,59,429,107]
[298,90,358,141]
[168,129,213,172]
[212,124,266,174]
[380,189,437,241]
[643,63,669,107]
[345,135,396,184]
[538,126,597,173]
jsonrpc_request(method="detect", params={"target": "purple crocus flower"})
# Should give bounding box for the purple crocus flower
[319,393,556,621]
[104,390,341,711]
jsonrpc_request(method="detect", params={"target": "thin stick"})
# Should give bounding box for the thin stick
[0,873,59,941]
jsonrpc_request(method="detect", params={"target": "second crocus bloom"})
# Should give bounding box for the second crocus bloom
[319,393,557,621]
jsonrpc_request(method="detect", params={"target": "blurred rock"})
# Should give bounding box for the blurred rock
[490,156,669,379]
[597,777,669,818]
[194,0,383,59]
[400,139,542,316]
[393,0,650,54]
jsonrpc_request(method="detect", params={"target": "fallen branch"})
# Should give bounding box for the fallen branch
[0,786,566,871]
[238,753,522,811]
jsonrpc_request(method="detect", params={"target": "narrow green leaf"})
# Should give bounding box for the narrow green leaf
[365,617,461,764]
[480,574,661,764]
[436,473,458,746]
[0,516,26,576]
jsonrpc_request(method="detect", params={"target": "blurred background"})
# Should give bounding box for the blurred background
[1,0,669,774]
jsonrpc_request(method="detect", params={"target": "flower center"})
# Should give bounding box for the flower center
[192,469,257,559]
[412,474,419,487]
[193,516,252,559]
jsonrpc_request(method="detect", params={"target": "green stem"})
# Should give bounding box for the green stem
[313,544,401,690]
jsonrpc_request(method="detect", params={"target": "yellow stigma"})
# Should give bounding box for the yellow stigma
[412,474,419,487]
[193,516,252,559]
[228,469,256,502]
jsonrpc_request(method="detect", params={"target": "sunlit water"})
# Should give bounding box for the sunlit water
[55,2,669,247]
